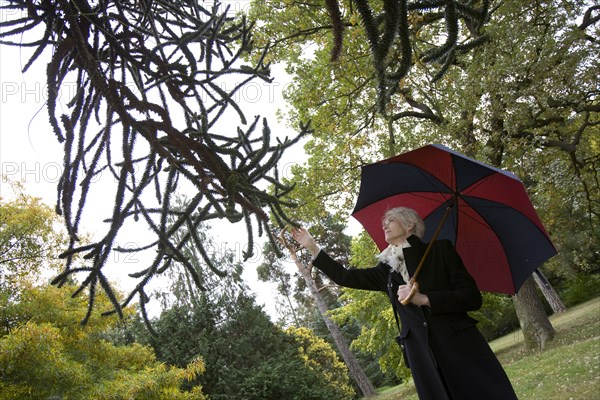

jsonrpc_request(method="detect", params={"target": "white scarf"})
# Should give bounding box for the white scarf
[377,241,411,283]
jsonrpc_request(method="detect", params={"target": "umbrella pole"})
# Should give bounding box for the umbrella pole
[400,205,453,305]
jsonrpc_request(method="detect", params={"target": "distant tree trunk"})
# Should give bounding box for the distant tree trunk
[533,269,566,313]
[513,276,556,350]
[276,272,301,326]
[294,259,376,397]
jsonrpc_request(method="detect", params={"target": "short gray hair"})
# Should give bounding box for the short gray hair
[382,207,425,239]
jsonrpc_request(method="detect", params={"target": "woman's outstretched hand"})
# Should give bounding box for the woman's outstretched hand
[290,227,321,257]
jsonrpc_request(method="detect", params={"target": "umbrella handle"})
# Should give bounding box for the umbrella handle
[399,205,453,306]
[400,280,419,305]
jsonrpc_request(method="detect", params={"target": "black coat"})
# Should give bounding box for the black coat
[312,235,518,400]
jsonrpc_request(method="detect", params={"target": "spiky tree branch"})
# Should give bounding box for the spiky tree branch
[0,0,310,322]
[325,0,490,112]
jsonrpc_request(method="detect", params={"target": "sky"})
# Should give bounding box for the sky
[0,11,306,319]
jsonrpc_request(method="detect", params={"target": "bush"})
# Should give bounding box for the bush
[560,273,600,307]
[471,293,519,341]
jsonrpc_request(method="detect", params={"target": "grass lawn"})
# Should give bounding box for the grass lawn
[365,297,600,400]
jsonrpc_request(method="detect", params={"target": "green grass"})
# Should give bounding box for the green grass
[365,297,600,400]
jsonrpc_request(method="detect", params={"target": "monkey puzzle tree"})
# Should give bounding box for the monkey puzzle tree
[0,0,310,322]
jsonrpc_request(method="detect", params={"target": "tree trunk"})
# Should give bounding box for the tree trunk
[533,269,566,313]
[485,110,559,352]
[512,276,556,350]
[295,260,377,397]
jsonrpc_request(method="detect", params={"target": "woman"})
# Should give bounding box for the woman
[291,207,517,400]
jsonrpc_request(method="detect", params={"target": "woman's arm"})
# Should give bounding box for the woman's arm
[291,227,387,292]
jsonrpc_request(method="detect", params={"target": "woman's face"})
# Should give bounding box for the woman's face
[382,215,413,245]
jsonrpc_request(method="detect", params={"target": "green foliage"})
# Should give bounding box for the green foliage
[247,2,388,218]
[286,326,356,399]
[210,323,356,400]
[471,293,519,341]
[348,231,380,269]
[542,211,600,281]
[248,0,491,112]
[125,290,357,399]
[117,219,357,399]
[0,283,206,400]
[0,182,64,293]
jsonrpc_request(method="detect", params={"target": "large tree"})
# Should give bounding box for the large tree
[246,0,598,223]
[247,0,598,350]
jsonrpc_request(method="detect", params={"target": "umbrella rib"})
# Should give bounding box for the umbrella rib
[456,196,555,292]
[455,198,503,237]
[396,158,453,195]
[459,196,555,249]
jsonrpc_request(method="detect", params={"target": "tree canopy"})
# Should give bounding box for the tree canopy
[247,0,599,356]
[0,182,62,288]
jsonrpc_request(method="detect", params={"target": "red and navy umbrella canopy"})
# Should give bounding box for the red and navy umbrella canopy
[351,144,557,294]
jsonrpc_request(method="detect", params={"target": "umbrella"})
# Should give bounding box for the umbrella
[351,144,557,295]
